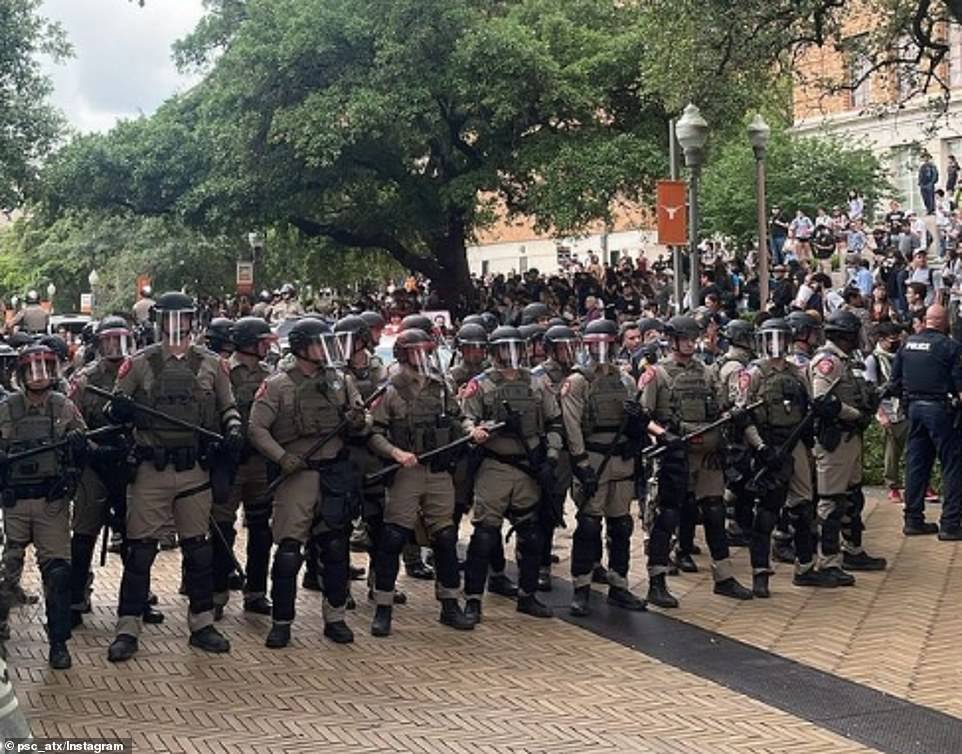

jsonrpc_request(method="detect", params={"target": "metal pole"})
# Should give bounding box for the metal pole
[755,153,769,308]
[689,163,701,311]
[669,120,683,314]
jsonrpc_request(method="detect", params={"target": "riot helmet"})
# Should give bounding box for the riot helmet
[393,329,437,376]
[18,344,58,391]
[520,302,550,326]
[232,316,277,358]
[151,291,196,347]
[544,325,578,367]
[288,318,343,367]
[206,317,235,355]
[756,318,791,359]
[582,318,618,365]
[96,316,133,360]
[489,325,526,369]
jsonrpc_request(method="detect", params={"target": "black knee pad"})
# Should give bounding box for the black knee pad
[126,539,159,574]
[379,523,411,559]
[118,539,158,617]
[181,535,214,613]
[571,514,603,576]
[244,502,272,530]
[319,531,350,565]
[181,534,212,567]
[465,524,500,594]
[606,515,633,543]
[701,497,727,531]
[431,525,461,589]
[818,496,846,524]
[606,515,633,576]
[41,557,71,585]
[315,532,350,607]
[272,539,303,580]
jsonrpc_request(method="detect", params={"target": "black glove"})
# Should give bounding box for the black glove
[813,393,842,421]
[223,422,245,458]
[758,444,779,470]
[623,400,649,440]
[538,456,558,492]
[573,463,599,500]
[66,429,88,465]
[105,393,135,424]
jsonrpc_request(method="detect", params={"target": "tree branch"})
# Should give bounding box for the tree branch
[287,216,442,277]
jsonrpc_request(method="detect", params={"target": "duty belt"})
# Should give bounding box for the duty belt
[585,440,633,458]
[9,481,56,501]
[481,448,536,478]
[135,445,199,472]
[907,393,950,403]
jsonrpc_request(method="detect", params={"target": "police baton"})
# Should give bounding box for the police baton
[643,400,764,460]
[256,382,389,503]
[0,425,122,467]
[86,384,224,443]
[365,421,506,485]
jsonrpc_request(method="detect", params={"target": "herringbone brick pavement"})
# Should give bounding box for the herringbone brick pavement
[6,522,882,753]
[631,490,962,720]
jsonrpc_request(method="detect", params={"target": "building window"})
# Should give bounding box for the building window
[889,145,923,214]
[556,245,572,270]
[609,249,621,266]
[949,23,962,88]
[518,255,527,273]
[850,53,872,108]
[481,260,489,277]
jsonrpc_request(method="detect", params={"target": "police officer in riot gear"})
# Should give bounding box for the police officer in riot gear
[533,325,578,590]
[106,292,243,662]
[68,317,164,627]
[249,318,365,648]
[132,286,155,326]
[519,323,548,367]
[0,344,87,669]
[640,315,753,606]
[520,302,551,327]
[12,290,49,335]
[886,304,962,539]
[360,311,386,347]
[368,329,474,636]
[460,325,563,622]
[206,318,236,357]
[737,319,837,595]
[563,319,657,615]
[210,317,278,619]
[810,309,886,585]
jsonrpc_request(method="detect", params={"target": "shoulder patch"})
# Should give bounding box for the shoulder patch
[561,377,573,396]
[117,357,133,380]
[738,369,752,392]
[220,358,230,376]
[254,381,269,400]
[638,368,655,389]
[817,358,835,376]
[462,378,480,399]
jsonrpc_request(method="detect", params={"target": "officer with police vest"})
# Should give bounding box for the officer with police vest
[810,310,886,585]
[0,344,87,669]
[367,328,475,636]
[532,324,578,591]
[248,318,366,649]
[563,319,655,615]
[105,292,243,662]
[885,304,962,539]
[715,319,756,547]
[737,319,837,595]
[210,317,277,619]
[460,325,563,623]
[68,317,164,627]
[640,315,753,605]
[12,290,49,335]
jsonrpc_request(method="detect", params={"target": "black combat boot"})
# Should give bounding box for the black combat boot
[244,596,272,615]
[819,566,855,586]
[487,573,518,597]
[324,621,354,644]
[842,551,887,571]
[142,605,165,624]
[646,574,679,608]
[439,599,474,631]
[227,570,244,591]
[517,594,552,618]
[464,599,482,626]
[371,605,392,637]
[752,573,770,599]
[792,569,838,588]
[404,560,435,580]
[672,552,698,573]
[569,585,591,617]
[771,539,795,563]
[189,625,230,653]
[265,622,291,649]
[608,586,647,611]
[713,578,753,600]
[107,634,139,663]
[48,642,71,670]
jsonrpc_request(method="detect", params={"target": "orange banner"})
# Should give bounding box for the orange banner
[656,180,688,246]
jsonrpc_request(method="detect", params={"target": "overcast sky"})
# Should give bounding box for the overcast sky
[40,0,206,134]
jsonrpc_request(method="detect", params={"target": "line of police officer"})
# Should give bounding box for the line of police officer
[0,292,908,671]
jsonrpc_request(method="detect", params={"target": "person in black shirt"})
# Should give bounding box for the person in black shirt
[887,304,962,539]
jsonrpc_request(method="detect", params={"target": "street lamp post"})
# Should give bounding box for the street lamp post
[46,283,56,313]
[88,269,100,317]
[675,103,709,311]
[748,113,772,308]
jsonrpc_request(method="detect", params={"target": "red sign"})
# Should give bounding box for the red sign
[236,262,254,297]
[136,275,152,298]
[656,180,688,246]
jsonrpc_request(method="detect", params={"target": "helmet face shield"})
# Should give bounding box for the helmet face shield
[493,340,525,369]
[583,335,616,365]
[159,310,194,347]
[20,352,58,389]
[404,342,437,376]
[305,333,344,367]
[98,328,133,359]
[550,338,579,367]
[335,331,357,361]
[758,331,789,359]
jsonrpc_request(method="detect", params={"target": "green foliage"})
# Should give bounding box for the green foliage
[700,126,893,248]
[37,0,778,309]
[0,0,71,210]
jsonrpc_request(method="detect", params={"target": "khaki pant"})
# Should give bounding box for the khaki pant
[73,466,109,537]
[384,465,455,537]
[687,449,725,498]
[272,469,329,543]
[883,421,908,489]
[126,463,211,540]
[814,434,862,496]
[3,497,71,565]
[577,452,633,518]
[787,442,813,503]
[472,458,539,528]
